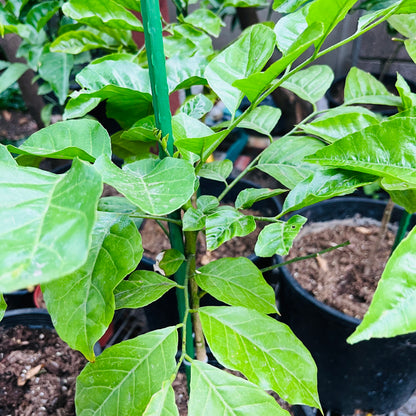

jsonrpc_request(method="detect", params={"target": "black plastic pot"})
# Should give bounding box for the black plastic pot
[3,290,35,310]
[277,197,416,414]
[142,177,282,330]
[1,308,53,329]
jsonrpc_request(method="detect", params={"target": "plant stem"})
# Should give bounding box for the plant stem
[129,213,182,225]
[392,211,412,252]
[260,241,350,273]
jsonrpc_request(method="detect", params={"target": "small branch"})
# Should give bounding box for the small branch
[260,241,350,273]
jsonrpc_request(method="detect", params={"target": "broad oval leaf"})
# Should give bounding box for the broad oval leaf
[183,9,225,37]
[8,119,112,162]
[196,257,277,314]
[344,67,402,106]
[206,206,256,251]
[76,327,178,415]
[143,381,179,416]
[306,116,416,186]
[237,105,281,138]
[199,306,321,409]
[281,168,378,215]
[189,360,290,416]
[281,65,334,105]
[159,249,186,276]
[235,188,286,210]
[182,207,206,231]
[178,94,213,119]
[51,29,112,54]
[114,270,177,309]
[0,159,102,293]
[257,136,326,189]
[205,24,276,115]
[300,106,380,144]
[95,155,196,215]
[62,0,143,31]
[198,160,233,182]
[43,212,142,361]
[348,225,416,343]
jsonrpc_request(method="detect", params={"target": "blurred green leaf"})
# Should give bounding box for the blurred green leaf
[235,188,286,209]
[183,9,225,37]
[0,62,28,94]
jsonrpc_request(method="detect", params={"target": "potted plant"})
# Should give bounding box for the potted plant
[1,0,416,414]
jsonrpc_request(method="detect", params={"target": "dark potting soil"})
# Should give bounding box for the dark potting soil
[0,325,86,416]
[286,218,395,320]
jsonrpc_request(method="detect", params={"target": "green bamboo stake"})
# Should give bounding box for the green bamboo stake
[392,211,412,252]
[141,0,195,372]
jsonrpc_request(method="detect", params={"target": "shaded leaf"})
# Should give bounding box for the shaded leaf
[97,196,139,214]
[348,226,416,343]
[159,249,186,276]
[8,119,112,161]
[205,24,276,115]
[0,294,5,321]
[43,212,142,361]
[396,73,416,109]
[76,327,178,415]
[199,306,320,409]
[273,0,310,12]
[0,159,102,293]
[0,62,27,94]
[114,270,177,309]
[195,257,277,314]
[255,215,307,257]
[257,136,326,189]
[95,155,196,215]
[235,188,286,209]
[301,106,380,143]
[189,361,290,416]
[26,1,61,31]
[388,188,416,214]
[206,206,256,250]
[143,381,179,416]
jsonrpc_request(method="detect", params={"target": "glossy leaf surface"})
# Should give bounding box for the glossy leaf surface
[348,226,416,343]
[235,188,286,209]
[195,257,277,314]
[199,306,320,409]
[159,249,186,276]
[95,156,196,215]
[178,94,213,119]
[76,327,178,415]
[205,24,276,115]
[206,206,256,250]
[143,382,179,416]
[8,119,112,161]
[257,136,326,189]
[0,159,102,292]
[189,361,290,416]
[43,212,142,361]
[255,215,307,256]
[114,270,177,309]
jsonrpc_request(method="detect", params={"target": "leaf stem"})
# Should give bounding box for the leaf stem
[129,213,182,226]
[260,241,350,273]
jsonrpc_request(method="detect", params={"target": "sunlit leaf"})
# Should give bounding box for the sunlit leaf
[159,249,185,276]
[178,94,213,119]
[198,160,233,182]
[143,381,179,416]
[237,105,281,138]
[183,9,225,37]
[235,188,286,209]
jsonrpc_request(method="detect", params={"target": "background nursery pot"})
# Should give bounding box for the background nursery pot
[277,197,416,414]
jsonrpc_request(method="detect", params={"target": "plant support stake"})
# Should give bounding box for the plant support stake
[141,0,195,373]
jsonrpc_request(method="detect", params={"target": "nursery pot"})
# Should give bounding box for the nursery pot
[277,197,416,414]
[142,177,282,330]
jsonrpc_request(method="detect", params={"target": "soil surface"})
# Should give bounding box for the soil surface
[286,218,395,320]
[0,109,37,143]
[0,325,86,416]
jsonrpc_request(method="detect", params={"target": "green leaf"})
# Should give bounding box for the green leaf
[282,169,378,215]
[183,9,224,37]
[343,67,402,106]
[98,196,139,214]
[51,29,112,54]
[143,381,179,416]
[0,144,17,165]
[348,225,416,343]
[205,24,276,115]
[388,188,416,213]
[255,215,307,257]
[0,62,27,94]
[189,361,290,416]
[273,0,310,12]
[257,136,326,189]
[235,188,286,209]
[206,206,256,250]
[388,12,416,38]
[306,117,416,186]
[396,73,416,109]
[223,0,268,6]
[199,306,321,409]
[38,52,74,105]
[26,1,61,31]
[281,65,334,104]
[0,294,6,321]
[62,0,143,31]
[178,94,213,119]
[159,249,186,276]
[198,160,233,182]
[43,212,142,361]
[114,270,177,309]
[300,106,380,143]
[0,159,102,293]
[96,156,196,215]
[76,327,178,415]
[196,257,277,314]
[182,207,206,231]
[404,38,416,63]
[8,119,112,162]
[197,195,219,213]
[234,23,324,102]
[237,105,281,138]
[121,116,158,142]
